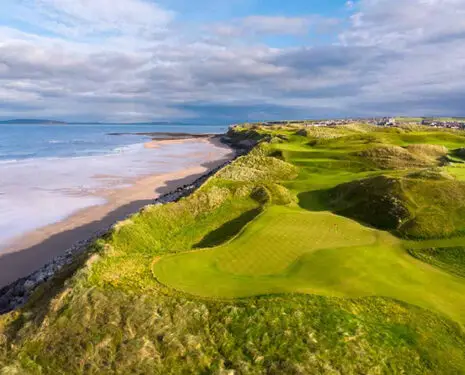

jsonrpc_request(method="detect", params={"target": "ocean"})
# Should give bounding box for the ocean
[0,124,228,250]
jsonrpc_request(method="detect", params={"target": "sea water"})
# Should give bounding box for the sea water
[0,124,228,250]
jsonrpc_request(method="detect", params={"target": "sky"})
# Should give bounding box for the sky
[1,0,465,123]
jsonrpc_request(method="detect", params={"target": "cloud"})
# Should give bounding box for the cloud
[211,15,339,38]
[341,0,465,48]
[238,16,312,36]
[346,1,355,9]
[1,0,465,122]
[7,0,173,40]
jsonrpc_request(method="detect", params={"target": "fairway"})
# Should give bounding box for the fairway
[153,205,465,323]
[153,126,465,326]
[6,124,465,373]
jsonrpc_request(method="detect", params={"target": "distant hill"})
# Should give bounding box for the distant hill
[0,120,210,126]
[0,119,67,125]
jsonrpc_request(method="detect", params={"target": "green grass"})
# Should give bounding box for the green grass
[301,174,465,239]
[153,205,465,324]
[3,123,465,373]
[193,207,263,248]
[4,287,465,374]
[395,117,423,123]
[354,145,444,170]
[408,247,465,278]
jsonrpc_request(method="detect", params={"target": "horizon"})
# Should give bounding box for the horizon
[1,0,465,122]
[3,115,465,125]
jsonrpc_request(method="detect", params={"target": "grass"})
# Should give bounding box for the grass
[301,174,465,239]
[3,123,465,373]
[395,117,423,123]
[408,247,465,278]
[193,207,263,248]
[153,205,465,324]
[4,288,465,374]
[354,145,443,170]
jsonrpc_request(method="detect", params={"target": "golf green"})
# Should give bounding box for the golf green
[153,205,465,324]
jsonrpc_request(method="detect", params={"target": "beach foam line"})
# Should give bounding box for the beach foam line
[0,138,234,290]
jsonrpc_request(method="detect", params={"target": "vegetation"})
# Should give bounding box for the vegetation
[408,246,465,278]
[354,144,446,170]
[307,174,465,239]
[2,123,465,373]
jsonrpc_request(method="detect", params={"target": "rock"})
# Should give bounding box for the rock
[13,283,25,297]
[23,280,36,291]
[0,157,238,315]
[238,140,257,149]
[220,136,233,144]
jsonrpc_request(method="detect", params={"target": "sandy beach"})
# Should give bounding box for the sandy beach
[143,137,208,149]
[0,137,233,288]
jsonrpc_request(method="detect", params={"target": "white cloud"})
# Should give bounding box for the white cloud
[342,0,465,48]
[1,0,465,121]
[7,0,173,40]
[346,1,355,9]
[242,16,312,35]
[212,15,314,37]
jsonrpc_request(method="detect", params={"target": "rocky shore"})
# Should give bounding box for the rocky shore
[0,129,262,315]
[0,158,238,314]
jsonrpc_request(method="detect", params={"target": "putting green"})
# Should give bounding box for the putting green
[153,206,465,324]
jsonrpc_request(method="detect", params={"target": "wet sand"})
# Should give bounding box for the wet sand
[143,138,206,149]
[0,137,233,288]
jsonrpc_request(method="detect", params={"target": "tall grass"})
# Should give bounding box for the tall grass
[2,123,465,374]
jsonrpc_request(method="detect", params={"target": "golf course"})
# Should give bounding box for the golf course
[153,124,465,325]
[3,123,465,373]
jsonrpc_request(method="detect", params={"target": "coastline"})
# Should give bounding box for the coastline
[109,131,217,140]
[143,137,208,149]
[0,136,235,312]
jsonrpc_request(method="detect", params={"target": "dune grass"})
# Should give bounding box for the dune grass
[154,124,465,324]
[3,123,465,373]
[302,174,465,239]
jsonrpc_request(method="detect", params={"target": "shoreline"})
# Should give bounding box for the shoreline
[108,131,217,139]
[0,136,235,313]
[143,137,210,149]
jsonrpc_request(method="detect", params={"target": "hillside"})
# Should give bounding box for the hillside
[2,123,465,373]
[311,174,465,238]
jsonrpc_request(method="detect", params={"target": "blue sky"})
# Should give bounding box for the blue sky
[165,0,348,21]
[0,0,464,122]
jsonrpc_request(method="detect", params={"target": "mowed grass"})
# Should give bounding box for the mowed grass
[5,123,465,373]
[154,126,465,326]
[154,205,465,323]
